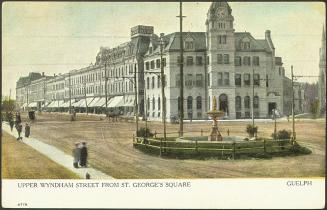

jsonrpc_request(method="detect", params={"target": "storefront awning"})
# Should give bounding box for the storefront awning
[60,101,70,108]
[88,97,101,107]
[28,102,37,107]
[108,96,124,108]
[94,98,106,107]
[78,98,94,108]
[122,95,135,107]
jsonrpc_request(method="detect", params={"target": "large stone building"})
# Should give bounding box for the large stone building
[318,25,326,114]
[16,2,300,120]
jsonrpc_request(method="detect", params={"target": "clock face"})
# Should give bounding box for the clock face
[217,8,226,18]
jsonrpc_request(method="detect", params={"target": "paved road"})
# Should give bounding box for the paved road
[2,122,114,179]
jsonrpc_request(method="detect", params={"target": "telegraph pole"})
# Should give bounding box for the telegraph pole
[104,62,109,117]
[291,65,295,142]
[68,72,72,114]
[159,33,167,142]
[134,63,139,137]
[252,68,255,129]
[84,79,88,115]
[177,0,185,137]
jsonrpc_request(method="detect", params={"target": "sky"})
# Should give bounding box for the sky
[2,1,325,98]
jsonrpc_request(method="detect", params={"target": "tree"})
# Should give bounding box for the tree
[1,97,16,113]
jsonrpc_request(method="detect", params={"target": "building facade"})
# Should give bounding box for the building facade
[16,2,300,120]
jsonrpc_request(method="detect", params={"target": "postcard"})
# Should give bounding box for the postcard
[1,1,325,209]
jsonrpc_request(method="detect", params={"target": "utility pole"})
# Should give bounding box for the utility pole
[252,68,255,129]
[9,89,11,101]
[291,65,296,142]
[134,63,139,137]
[84,79,88,115]
[104,62,109,117]
[68,72,72,114]
[159,33,167,143]
[177,0,185,137]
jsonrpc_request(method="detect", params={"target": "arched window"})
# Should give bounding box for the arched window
[235,96,242,111]
[158,97,161,110]
[152,76,155,89]
[157,76,160,88]
[253,96,259,109]
[147,77,149,89]
[187,96,193,110]
[196,96,202,110]
[147,97,150,110]
[244,96,250,109]
[152,97,155,110]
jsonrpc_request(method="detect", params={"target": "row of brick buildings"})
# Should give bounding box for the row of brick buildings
[16,2,305,120]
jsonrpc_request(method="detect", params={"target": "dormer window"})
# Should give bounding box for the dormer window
[241,41,250,49]
[185,41,194,50]
[149,47,153,54]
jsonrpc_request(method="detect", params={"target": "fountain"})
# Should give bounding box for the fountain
[207,96,225,141]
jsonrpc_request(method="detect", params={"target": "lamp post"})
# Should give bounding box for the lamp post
[159,33,167,143]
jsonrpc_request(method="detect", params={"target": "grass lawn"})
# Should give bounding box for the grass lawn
[2,131,80,179]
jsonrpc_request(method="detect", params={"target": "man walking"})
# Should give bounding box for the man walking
[79,141,88,167]
[16,123,23,140]
[9,118,14,132]
[72,142,81,168]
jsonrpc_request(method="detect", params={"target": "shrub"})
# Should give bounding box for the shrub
[246,124,258,137]
[290,142,312,155]
[137,127,154,138]
[271,129,291,140]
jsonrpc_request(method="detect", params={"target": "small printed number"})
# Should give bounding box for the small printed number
[18,203,27,206]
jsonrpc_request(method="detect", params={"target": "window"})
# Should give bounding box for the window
[242,42,250,49]
[217,54,223,64]
[152,97,155,110]
[245,111,251,118]
[158,97,161,111]
[218,35,227,44]
[224,72,229,85]
[253,74,260,86]
[196,96,202,110]
[162,58,166,67]
[150,60,155,69]
[157,76,160,88]
[223,54,229,64]
[152,76,155,89]
[244,74,251,86]
[218,72,223,86]
[235,56,242,66]
[253,56,259,66]
[149,47,153,54]
[156,59,161,68]
[235,74,241,86]
[185,74,193,87]
[187,96,193,110]
[177,56,184,66]
[243,56,251,65]
[253,96,259,109]
[147,98,150,110]
[176,74,181,87]
[206,56,210,65]
[185,41,194,50]
[196,56,203,65]
[186,56,194,65]
[266,75,269,87]
[244,96,250,109]
[196,74,203,87]
[147,77,150,89]
[235,96,242,110]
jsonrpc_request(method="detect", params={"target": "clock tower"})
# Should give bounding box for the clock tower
[206,1,236,119]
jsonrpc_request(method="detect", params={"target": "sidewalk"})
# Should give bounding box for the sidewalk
[2,123,114,179]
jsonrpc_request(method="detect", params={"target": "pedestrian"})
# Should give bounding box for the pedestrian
[72,142,81,168]
[16,123,23,140]
[79,141,88,167]
[25,123,30,138]
[15,112,22,124]
[9,118,14,132]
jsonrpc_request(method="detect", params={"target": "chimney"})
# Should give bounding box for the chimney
[265,30,271,40]
[42,72,45,76]
[54,73,56,77]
